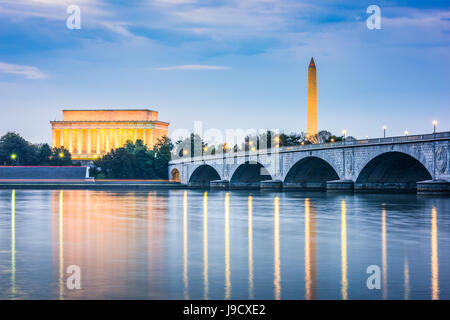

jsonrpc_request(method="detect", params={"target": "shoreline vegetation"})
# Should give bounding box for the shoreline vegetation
[0,130,351,180]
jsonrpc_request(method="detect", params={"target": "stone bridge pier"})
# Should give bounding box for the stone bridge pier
[169,132,450,194]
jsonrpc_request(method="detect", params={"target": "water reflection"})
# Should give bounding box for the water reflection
[225,193,231,299]
[382,204,387,299]
[341,200,347,300]
[431,206,439,300]
[274,197,281,300]
[404,256,410,300]
[11,190,16,297]
[1,190,448,300]
[304,198,316,300]
[203,192,208,299]
[49,190,168,299]
[59,190,64,300]
[183,190,188,299]
[248,195,253,299]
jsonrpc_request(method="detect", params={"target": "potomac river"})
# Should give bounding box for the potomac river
[0,189,449,299]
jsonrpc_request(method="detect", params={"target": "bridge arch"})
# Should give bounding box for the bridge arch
[230,161,272,189]
[283,156,340,190]
[188,164,221,188]
[355,151,432,192]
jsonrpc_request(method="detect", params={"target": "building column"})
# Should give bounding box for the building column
[52,129,57,148]
[115,129,120,149]
[146,128,154,149]
[60,129,64,148]
[87,129,92,155]
[134,129,138,143]
[77,129,82,155]
[96,129,101,154]
[68,129,73,154]
[105,129,110,153]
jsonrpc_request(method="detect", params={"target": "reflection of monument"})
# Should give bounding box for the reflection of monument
[50,109,169,160]
[306,58,318,137]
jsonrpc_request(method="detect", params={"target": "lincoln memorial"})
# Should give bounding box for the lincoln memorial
[50,109,169,160]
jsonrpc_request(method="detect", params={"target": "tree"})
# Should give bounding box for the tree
[49,146,72,166]
[92,148,140,179]
[279,133,303,147]
[153,136,173,179]
[90,137,173,180]
[0,132,38,165]
[36,143,52,165]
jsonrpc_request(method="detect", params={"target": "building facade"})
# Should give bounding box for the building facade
[50,109,169,160]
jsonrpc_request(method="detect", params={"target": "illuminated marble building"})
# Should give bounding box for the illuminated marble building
[50,109,169,160]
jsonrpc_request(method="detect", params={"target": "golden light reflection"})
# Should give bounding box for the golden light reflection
[382,205,387,300]
[341,200,348,300]
[225,192,231,299]
[304,198,316,300]
[404,256,410,300]
[431,206,439,300]
[59,190,64,300]
[203,191,209,299]
[183,190,188,300]
[274,197,281,300]
[248,195,254,299]
[11,190,16,297]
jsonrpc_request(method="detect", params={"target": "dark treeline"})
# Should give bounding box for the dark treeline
[90,136,173,179]
[0,132,72,166]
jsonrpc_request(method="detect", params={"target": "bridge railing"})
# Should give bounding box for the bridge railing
[169,131,450,164]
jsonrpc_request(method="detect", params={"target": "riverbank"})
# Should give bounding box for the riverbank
[0,179,186,190]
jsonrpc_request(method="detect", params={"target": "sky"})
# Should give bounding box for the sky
[0,0,449,144]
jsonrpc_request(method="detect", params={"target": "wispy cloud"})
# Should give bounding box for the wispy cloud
[0,62,47,79]
[156,64,229,70]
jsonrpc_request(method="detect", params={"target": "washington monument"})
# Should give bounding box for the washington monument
[307,57,318,137]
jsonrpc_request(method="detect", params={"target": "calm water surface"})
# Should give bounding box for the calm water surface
[0,189,449,300]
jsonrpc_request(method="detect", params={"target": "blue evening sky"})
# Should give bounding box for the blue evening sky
[0,0,449,143]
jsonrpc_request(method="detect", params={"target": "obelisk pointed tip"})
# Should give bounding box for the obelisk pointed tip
[309,57,315,67]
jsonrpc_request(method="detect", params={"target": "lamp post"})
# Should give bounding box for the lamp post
[383,125,386,138]
[342,129,347,145]
[433,120,437,134]
[274,136,280,149]
[404,130,408,136]
[11,153,17,166]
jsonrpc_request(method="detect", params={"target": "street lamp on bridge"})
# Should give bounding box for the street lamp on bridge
[383,125,387,138]
[433,120,437,134]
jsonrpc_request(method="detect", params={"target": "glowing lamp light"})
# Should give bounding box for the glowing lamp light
[58,152,65,158]
[342,129,347,136]
[203,146,208,152]
[433,120,437,126]
[404,130,409,136]
[183,149,188,156]
[248,141,253,145]
[11,153,17,160]
[330,138,335,143]
[251,147,256,152]
[274,137,280,143]
[301,141,305,146]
